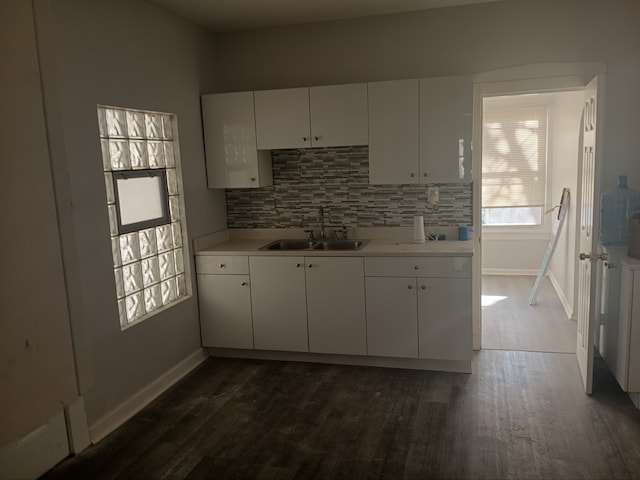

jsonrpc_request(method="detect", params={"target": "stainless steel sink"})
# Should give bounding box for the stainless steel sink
[261,239,314,250]
[260,239,369,251]
[312,240,369,250]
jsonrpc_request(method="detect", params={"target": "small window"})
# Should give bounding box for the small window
[113,170,170,234]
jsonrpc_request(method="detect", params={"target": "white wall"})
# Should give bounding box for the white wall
[32,0,223,429]
[548,91,584,318]
[213,0,640,193]
[0,0,77,446]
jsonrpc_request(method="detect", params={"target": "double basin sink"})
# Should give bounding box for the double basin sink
[260,238,369,251]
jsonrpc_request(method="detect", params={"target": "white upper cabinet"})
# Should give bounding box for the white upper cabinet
[254,83,369,149]
[201,92,272,189]
[309,83,369,147]
[254,87,311,149]
[419,75,473,183]
[368,79,420,185]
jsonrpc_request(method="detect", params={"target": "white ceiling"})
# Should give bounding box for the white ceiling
[148,0,508,32]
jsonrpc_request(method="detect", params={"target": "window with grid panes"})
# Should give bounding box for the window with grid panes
[98,106,189,328]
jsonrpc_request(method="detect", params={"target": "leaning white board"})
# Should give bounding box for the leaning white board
[529,188,570,305]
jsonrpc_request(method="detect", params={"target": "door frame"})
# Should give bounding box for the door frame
[471,63,607,351]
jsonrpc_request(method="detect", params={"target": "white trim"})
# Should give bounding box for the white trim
[482,230,551,241]
[88,349,208,444]
[64,397,91,454]
[548,270,575,320]
[482,268,539,276]
[471,62,607,352]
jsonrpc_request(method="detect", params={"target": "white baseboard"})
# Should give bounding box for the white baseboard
[89,349,208,444]
[482,268,539,276]
[548,271,575,320]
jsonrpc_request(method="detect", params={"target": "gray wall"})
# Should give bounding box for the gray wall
[33,0,223,426]
[213,0,640,191]
[0,0,77,445]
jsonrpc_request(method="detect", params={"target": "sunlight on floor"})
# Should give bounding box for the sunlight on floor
[482,294,508,308]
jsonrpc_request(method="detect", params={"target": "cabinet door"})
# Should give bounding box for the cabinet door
[419,75,472,183]
[368,79,420,185]
[626,269,640,391]
[306,257,367,355]
[249,256,308,352]
[309,84,368,147]
[366,277,419,358]
[418,277,472,361]
[201,92,272,189]
[197,274,253,349]
[254,88,311,149]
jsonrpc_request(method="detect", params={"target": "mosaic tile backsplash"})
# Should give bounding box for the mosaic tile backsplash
[225,146,472,229]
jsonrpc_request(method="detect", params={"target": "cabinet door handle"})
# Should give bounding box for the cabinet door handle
[410,173,415,178]
[408,285,413,290]
[307,264,313,268]
[241,281,248,286]
[219,264,225,268]
[296,263,301,268]
[423,172,427,177]
[303,137,308,142]
[414,265,419,270]
[314,136,319,141]
[250,177,256,182]
[421,285,426,290]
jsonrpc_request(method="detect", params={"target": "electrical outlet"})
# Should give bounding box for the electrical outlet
[428,187,439,205]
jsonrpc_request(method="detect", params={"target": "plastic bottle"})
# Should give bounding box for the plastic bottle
[599,175,640,246]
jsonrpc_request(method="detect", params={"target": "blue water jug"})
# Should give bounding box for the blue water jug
[599,175,640,245]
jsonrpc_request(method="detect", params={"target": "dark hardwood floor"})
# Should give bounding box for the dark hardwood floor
[42,351,640,479]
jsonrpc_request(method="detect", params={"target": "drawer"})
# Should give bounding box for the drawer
[364,256,471,278]
[195,255,249,274]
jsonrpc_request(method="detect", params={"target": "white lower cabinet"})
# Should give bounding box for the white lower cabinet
[249,256,309,352]
[418,277,472,361]
[305,257,367,355]
[364,256,472,361]
[196,253,472,366]
[365,277,419,358]
[601,247,640,397]
[197,273,253,349]
[196,255,253,349]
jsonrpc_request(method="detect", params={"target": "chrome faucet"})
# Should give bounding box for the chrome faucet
[319,206,326,239]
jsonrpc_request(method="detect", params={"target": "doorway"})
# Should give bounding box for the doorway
[480,90,584,353]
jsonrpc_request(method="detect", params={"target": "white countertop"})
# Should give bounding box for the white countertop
[194,228,474,257]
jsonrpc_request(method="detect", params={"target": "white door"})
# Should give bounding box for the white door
[309,84,369,147]
[368,79,420,184]
[306,257,367,355]
[249,256,309,352]
[576,75,605,393]
[254,87,311,149]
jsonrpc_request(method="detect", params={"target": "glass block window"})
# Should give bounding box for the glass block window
[98,106,189,329]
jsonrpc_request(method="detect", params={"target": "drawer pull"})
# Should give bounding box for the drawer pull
[307,264,313,268]
[296,263,301,268]
[408,285,413,290]
[219,264,225,268]
[421,285,426,290]
[241,282,248,286]
[414,265,419,270]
